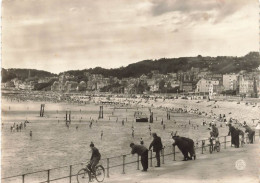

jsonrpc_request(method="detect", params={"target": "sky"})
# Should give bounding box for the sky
[2,0,259,74]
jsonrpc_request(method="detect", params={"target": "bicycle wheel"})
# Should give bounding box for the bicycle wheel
[95,165,105,182]
[77,168,90,183]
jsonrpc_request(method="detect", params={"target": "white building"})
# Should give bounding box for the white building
[223,74,238,91]
[196,78,219,93]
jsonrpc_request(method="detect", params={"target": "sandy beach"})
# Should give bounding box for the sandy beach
[1,95,259,182]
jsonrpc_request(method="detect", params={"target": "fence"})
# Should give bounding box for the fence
[2,134,258,183]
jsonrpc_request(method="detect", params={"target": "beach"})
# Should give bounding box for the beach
[1,94,259,182]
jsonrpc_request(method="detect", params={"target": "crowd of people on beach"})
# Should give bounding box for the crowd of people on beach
[9,120,29,132]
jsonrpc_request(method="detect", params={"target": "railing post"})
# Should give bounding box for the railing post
[107,158,110,178]
[202,141,204,154]
[224,136,226,149]
[150,150,153,167]
[122,155,126,174]
[69,165,72,183]
[162,148,165,164]
[22,174,25,183]
[173,146,176,161]
[137,155,140,170]
[47,169,50,183]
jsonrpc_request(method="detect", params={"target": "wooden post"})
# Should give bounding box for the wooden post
[162,148,164,164]
[69,165,72,183]
[42,104,45,117]
[224,136,226,149]
[107,158,110,178]
[137,155,140,170]
[22,174,25,183]
[40,105,42,116]
[102,106,103,118]
[122,155,126,174]
[173,146,176,161]
[202,141,204,154]
[47,169,50,183]
[150,150,153,167]
[40,104,45,117]
[99,106,101,119]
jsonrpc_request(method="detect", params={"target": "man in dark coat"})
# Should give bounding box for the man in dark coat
[130,143,148,171]
[89,143,101,173]
[149,133,163,167]
[228,124,239,148]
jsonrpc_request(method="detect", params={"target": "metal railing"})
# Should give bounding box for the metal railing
[2,134,258,183]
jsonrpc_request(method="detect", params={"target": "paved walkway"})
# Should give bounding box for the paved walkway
[105,140,260,183]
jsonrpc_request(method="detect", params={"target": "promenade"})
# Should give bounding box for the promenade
[106,140,260,183]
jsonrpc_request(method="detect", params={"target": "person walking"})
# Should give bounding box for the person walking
[228,123,239,148]
[149,133,163,167]
[130,143,148,172]
[101,130,103,140]
[132,129,135,138]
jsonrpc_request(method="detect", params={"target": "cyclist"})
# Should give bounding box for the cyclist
[210,122,219,138]
[89,143,101,175]
[209,122,219,151]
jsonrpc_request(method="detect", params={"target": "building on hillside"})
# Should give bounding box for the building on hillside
[169,80,180,88]
[197,71,211,79]
[51,81,61,91]
[180,82,193,92]
[64,81,78,92]
[167,73,177,81]
[196,78,219,93]
[38,77,52,84]
[140,74,148,81]
[147,79,159,92]
[190,67,200,74]
[87,80,97,91]
[223,74,238,91]
[237,75,254,96]
[77,81,87,91]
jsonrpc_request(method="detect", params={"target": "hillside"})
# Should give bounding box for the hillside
[62,52,260,79]
[2,52,259,82]
[1,68,57,83]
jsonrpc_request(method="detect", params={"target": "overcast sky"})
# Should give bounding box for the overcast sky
[2,0,259,73]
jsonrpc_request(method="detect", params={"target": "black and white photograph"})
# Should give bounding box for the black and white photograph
[1,0,260,183]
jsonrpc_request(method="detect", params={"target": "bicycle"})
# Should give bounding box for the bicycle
[209,137,220,154]
[77,162,105,183]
